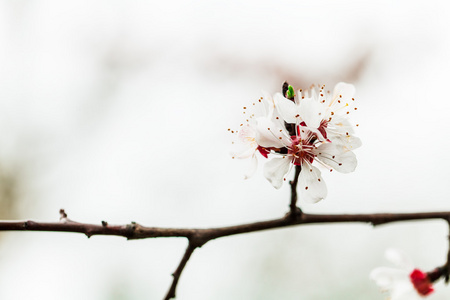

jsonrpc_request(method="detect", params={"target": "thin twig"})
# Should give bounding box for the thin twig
[289,165,302,219]
[164,243,197,300]
[446,218,450,283]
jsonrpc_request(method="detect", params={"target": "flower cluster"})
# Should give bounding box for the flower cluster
[371,249,435,299]
[231,82,361,203]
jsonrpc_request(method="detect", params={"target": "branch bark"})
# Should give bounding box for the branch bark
[2,209,450,299]
[164,243,197,300]
[3,210,449,241]
[289,165,302,218]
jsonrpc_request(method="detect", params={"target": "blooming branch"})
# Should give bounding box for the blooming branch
[0,82,447,300]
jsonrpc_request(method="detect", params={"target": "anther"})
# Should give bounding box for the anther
[305,186,309,190]
[339,163,342,166]
[318,178,321,181]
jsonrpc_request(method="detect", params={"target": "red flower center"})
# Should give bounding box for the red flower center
[409,269,434,296]
[288,136,314,165]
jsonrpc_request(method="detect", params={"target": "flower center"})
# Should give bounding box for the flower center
[409,269,434,296]
[288,136,314,165]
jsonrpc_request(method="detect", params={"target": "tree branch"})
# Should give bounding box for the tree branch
[164,243,197,300]
[3,210,450,241]
[2,209,450,299]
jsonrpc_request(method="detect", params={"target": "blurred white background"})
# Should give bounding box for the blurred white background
[0,0,449,299]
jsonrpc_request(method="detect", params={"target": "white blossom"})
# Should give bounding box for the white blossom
[370,249,435,300]
[232,82,360,203]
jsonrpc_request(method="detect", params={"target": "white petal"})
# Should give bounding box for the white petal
[294,89,302,105]
[386,248,414,271]
[299,97,323,129]
[261,90,275,117]
[298,164,327,203]
[333,82,355,102]
[238,123,257,142]
[329,117,355,135]
[263,157,291,189]
[255,117,290,148]
[390,282,420,300]
[332,135,362,151]
[244,154,258,179]
[370,267,409,290]
[231,146,255,159]
[314,143,357,173]
[274,93,299,124]
[326,132,362,151]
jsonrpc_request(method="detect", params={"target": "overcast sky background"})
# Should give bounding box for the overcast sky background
[0,1,449,299]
